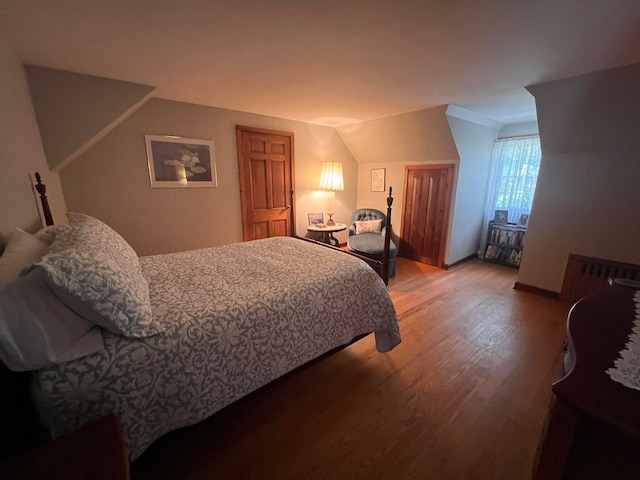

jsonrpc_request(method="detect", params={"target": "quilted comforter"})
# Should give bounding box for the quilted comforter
[32,237,401,459]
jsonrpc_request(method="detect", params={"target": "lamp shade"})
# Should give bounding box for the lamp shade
[318,162,344,191]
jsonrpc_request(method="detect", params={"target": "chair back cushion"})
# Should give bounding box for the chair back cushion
[354,219,382,235]
[349,208,386,236]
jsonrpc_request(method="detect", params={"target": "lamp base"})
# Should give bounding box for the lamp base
[326,212,336,226]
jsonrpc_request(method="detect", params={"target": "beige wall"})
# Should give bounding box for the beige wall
[337,105,459,165]
[0,37,67,245]
[338,106,462,261]
[446,116,495,263]
[25,66,154,171]
[60,98,358,256]
[520,63,640,292]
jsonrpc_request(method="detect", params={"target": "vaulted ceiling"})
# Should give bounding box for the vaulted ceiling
[1,0,639,126]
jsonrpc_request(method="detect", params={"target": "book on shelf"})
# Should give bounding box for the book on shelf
[489,227,525,248]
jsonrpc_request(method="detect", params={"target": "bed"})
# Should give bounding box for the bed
[0,175,400,461]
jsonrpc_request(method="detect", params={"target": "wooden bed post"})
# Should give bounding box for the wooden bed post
[34,172,54,227]
[382,186,393,285]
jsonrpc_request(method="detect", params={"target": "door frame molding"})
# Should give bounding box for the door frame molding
[399,163,454,268]
[236,125,296,239]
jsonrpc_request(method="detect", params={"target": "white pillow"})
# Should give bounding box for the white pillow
[34,225,70,246]
[0,228,50,289]
[0,268,104,371]
[355,219,383,235]
[35,213,162,338]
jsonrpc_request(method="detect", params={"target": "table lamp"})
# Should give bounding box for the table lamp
[318,162,344,226]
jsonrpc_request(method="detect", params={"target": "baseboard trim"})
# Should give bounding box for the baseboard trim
[513,282,560,300]
[444,254,477,270]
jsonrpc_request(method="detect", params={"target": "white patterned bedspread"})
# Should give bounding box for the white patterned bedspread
[32,237,400,459]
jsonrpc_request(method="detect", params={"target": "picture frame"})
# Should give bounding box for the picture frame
[308,213,324,226]
[493,209,508,224]
[145,134,217,188]
[371,168,385,192]
[517,213,530,228]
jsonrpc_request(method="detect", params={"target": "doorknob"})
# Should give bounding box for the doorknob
[286,205,291,209]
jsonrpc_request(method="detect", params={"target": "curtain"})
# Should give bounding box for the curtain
[480,136,541,255]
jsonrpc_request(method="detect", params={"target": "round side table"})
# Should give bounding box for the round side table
[307,223,347,247]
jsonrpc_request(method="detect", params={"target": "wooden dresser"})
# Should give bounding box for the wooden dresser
[534,285,640,479]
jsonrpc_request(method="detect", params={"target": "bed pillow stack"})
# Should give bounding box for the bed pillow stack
[35,213,163,338]
[0,227,104,371]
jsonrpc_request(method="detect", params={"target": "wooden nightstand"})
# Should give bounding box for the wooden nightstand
[0,413,129,480]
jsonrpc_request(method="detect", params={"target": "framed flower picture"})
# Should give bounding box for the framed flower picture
[145,135,218,188]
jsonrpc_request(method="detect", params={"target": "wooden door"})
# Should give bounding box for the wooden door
[236,126,295,241]
[400,164,454,267]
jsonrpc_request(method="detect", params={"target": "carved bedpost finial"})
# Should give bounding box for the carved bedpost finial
[35,172,45,195]
[387,186,393,208]
[34,171,54,226]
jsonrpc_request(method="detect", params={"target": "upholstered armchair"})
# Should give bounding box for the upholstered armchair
[347,208,398,277]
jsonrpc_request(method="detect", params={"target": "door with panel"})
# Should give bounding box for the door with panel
[400,164,453,267]
[236,126,295,241]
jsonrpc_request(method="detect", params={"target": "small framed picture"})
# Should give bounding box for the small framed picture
[145,134,217,188]
[371,168,385,192]
[517,213,530,228]
[494,209,508,224]
[308,213,324,226]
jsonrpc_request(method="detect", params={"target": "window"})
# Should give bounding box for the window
[481,136,541,253]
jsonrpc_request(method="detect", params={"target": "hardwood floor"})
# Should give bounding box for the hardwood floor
[131,258,569,480]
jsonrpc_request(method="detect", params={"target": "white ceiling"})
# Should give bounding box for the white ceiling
[1,0,639,127]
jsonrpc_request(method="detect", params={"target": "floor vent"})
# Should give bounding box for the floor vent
[560,254,640,304]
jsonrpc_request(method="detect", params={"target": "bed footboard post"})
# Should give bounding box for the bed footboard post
[382,186,393,285]
[34,172,54,227]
